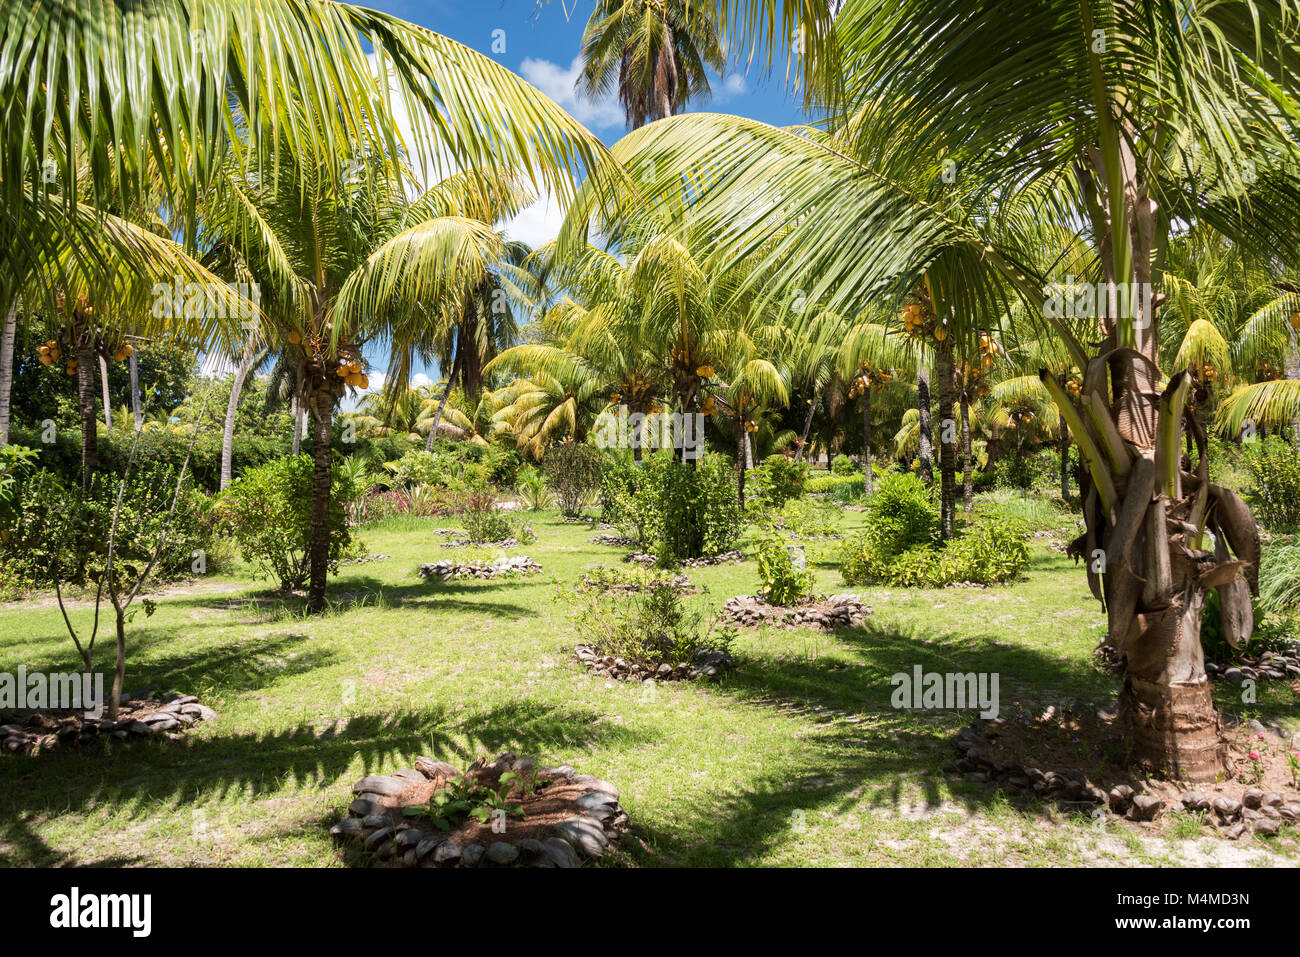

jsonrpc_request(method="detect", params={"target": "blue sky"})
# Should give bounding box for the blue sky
[347,1,812,401]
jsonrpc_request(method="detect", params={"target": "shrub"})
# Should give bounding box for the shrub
[541,442,604,517]
[773,497,840,537]
[646,452,743,563]
[559,573,735,668]
[831,453,855,475]
[218,454,354,591]
[460,497,537,544]
[861,472,937,556]
[515,465,554,510]
[384,449,454,489]
[840,507,1027,587]
[1,463,223,595]
[755,533,816,604]
[1241,436,1300,530]
[804,473,864,495]
[746,454,807,509]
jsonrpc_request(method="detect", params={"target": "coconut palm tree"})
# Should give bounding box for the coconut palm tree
[578,0,727,130]
[580,0,1300,779]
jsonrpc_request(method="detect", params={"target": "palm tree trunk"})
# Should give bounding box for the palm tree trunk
[307,388,335,612]
[862,389,873,498]
[1286,324,1300,454]
[936,343,956,539]
[426,349,460,451]
[744,430,754,471]
[960,391,972,512]
[98,354,112,428]
[75,333,99,491]
[796,396,817,463]
[736,428,746,506]
[128,348,142,430]
[984,422,1001,472]
[220,347,254,490]
[290,392,303,455]
[917,362,933,486]
[0,304,16,445]
[1059,418,1070,502]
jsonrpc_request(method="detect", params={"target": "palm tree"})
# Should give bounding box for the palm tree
[578,0,726,130]
[838,313,908,497]
[586,0,1300,779]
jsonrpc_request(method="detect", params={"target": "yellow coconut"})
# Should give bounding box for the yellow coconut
[287,330,303,345]
[38,353,53,366]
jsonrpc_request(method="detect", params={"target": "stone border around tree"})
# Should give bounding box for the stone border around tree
[623,550,744,567]
[1,691,217,755]
[417,557,542,582]
[949,718,1300,839]
[723,594,868,631]
[573,645,735,682]
[329,753,627,867]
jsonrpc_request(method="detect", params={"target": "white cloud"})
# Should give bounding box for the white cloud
[719,73,748,100]
[504,191,567,250]
[411,372,433,391]
[519,56,625,132]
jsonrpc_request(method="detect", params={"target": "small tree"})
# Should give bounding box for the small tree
[541,441,604,516]
[54,385,214,719]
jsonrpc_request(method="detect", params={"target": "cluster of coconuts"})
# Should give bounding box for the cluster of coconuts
[957,361,991,397]
[901,302,948,342]
[848,365,892,399]
[286,328,369,393]
[37,336,134,376]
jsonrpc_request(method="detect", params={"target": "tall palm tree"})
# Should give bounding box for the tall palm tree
[578,0,726,129]
[582,0,1300,780]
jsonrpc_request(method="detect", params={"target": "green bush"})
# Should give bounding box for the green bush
[804,473,864,495]
[755,534,816,604]
[557,573,735,668]
[746,454,807,509]
[774,497,840,537]
[217,454,355,591]
[831,453,854,475]
[1241,436,1300,530]
[1,463,222,597]
[541,442,604,517]
[646,452,743,563]
[840,507,1028,588]
[860,472,937,557]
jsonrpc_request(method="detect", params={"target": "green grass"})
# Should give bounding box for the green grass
[1,505,1296,867]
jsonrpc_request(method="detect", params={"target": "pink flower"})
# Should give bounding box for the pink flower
[1249,752,1260,760]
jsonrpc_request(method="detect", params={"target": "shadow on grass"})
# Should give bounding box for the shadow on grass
[620,616,1121,866]
[0,698,653,865]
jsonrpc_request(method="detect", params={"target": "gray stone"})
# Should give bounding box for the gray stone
[349,798,375,817]
[486,841,519,865]
[517,838,544,857]
[554,817,609,857]
[1225,822,1247,840]
[1253,818,1280,836]
[330,817,364,839]
[576,790,618,811]
[1211,796,1242,820]
[1129,795,1164,821]
[394,828,423,849]
[433,842,462,865]
[570,775,618,799]
[539,837,580,868]
[1242,788,1264,809]
[353,775,406,797]
[1181,791,1210,811]
[1108,785,1135,814]
[361,813,389,829]
[364,826,394,850]
[415,838,443,860]
[461,842,486,867]
[1262,792,1284,808]
[1223,667,1244,686]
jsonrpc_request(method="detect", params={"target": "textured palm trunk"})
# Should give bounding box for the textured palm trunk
[862,388,873,498]
[98,354,112,428]
[796,395,817,464]
[291,392,303,455]
[936,344,956,539]
[128,348,141,430]
[0,304,15,445]
[984,422,1002,473]
[1285,324,1300,449]
[960,392,972,512]
[1059,417,1070,502]
[307,388,335,612]
[76,334,99,490]
[736,428,746,506]
[426,348,460,451]
[220,347,254,489]
[917,363,933,485]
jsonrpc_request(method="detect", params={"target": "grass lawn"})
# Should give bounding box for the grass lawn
[2,504,1297,867]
